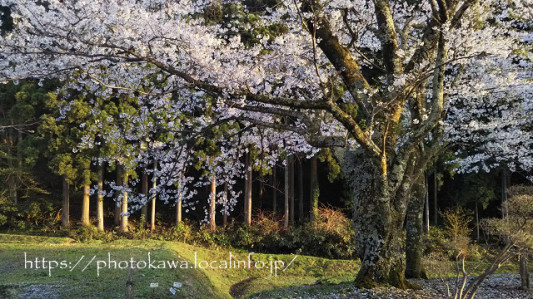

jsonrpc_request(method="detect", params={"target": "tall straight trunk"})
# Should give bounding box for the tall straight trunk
[61,174,70,228]
[150,160,157,232]
[222,183,228,227]
[298,159,304,223]
[272,167,277,215]
[13,131,22,204]
[81,162,91,226]
[114,167,122,226]
[209,174,216,232]
[289,155,294,226]
[259,178,264,210]
[120,172,129,233]
[433,168,438,226]
[475,199,480,241]
[7,132,17,204]
[141,172,148,226]
[247,156,253,222]
[345,150,411,289]
[309,156,319,222]
[405,177,428,279]
[8,175,17,204]
[519,253,530,291]
[501,168,509,220]
[284,156,289,229]
[244,152,252,226]
[424,175,430,234]
[176,190,182,225]
[96,162,105,232]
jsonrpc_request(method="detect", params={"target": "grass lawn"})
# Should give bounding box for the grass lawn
[0,234,359,298]
[1,233,529,298]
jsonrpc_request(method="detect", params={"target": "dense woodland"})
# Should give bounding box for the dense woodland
[0,0,532,297]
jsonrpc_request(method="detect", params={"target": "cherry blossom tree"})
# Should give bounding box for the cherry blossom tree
[1,0,531,288]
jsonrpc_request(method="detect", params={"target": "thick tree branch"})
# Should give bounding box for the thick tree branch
[372,0,403,75]
[451,0,478,29]
[300,0,373,117]
[324,99,381,156]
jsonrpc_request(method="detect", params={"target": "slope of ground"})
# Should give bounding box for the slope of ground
[0,234,359,298]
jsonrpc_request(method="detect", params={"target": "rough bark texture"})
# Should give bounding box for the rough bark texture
[61,174,69,229]
[310,156,319,222]
[96,163,104,232]
[344,150,412,289]
[405,177,428,279]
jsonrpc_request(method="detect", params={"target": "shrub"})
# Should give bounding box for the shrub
[216,207,356,259]
[0,196,59,231]
[69,225,114,242]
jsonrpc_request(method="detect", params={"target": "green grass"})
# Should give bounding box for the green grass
[1,233,529,298]
[0,234,360,298]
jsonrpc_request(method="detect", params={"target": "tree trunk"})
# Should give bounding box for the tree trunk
[8,175,17,205]
[120,172,129,233]
[519,252,530,291]
[345,151,410,289]
[310,156,319,222]
[114,167,122,226]
[176,190,183,225]
[424,175,430,234]
[96,162,105,232]
[475,199,480,241]
[244,152,252,226]
[141,172,148,227]
[7,133,18,205]
[259,178,264,210]
[289,155,295,226]
[272,167,277,215]
[81,162,91,226]
[405,177,428,279]
[150,161,157,232]
[501,168,509,220]
[209,174,216,232]
[298,158,304,223]
[222,183,228,227]
[61,174,70,229]
[433,168,438,226]
[284,156,289,229]
[14,131,21,204]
